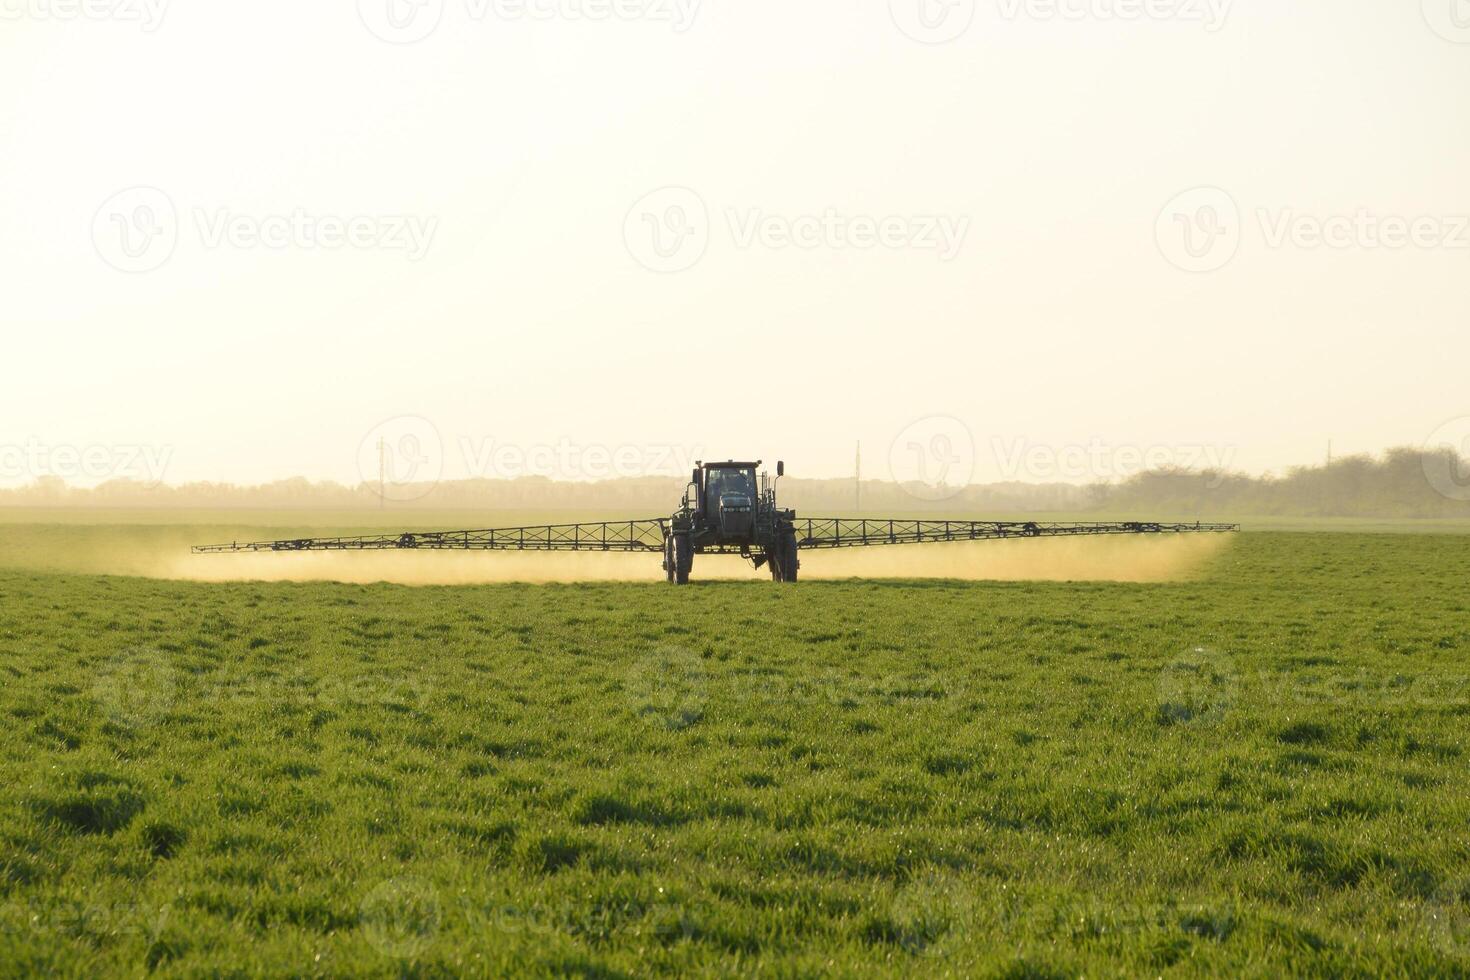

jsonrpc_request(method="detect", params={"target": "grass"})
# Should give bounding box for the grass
[0,530,1468,975]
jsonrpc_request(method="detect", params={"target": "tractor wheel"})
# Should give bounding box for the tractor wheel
[664,537,675,584]
[674,535,693,585]
[765,547,782,581]
[778,528,799,583]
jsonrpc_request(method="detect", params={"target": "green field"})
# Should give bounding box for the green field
[1,525,1468,976]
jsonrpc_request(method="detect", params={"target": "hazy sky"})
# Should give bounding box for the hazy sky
[3,1,1468,490]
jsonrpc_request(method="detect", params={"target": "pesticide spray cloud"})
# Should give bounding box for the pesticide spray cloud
[799,532,1233,583]
[137,532,1233,585]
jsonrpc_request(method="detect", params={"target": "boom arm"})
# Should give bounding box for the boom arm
[193,519,1235,555]
[794,519,1239,550]
[192,520,669,554]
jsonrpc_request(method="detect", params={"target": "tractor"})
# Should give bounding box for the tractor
[664,460,798,584]
[192,457,1239,584]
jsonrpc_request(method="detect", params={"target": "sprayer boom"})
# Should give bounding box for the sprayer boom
[193,458,1240,584]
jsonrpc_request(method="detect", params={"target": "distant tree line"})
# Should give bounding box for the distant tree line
[1099,447,1470,518]
[1,447,1466,518]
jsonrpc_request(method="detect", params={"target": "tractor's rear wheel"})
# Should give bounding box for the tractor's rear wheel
[664,536,675,584]
[674,535,693,585]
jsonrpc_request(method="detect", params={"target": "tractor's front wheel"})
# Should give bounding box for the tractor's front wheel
[674,535,693,585]
[664,536,675,584]
[776,527,799,583]
[770,528,805,581]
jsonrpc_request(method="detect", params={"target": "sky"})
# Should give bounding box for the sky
[2,0,1468,491]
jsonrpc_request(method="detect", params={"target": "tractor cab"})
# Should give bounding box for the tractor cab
[689,461,760,541]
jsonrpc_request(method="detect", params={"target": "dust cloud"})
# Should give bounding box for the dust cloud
[798,532,1234,583]
[140,533,1232,585]
[157,550,668,585]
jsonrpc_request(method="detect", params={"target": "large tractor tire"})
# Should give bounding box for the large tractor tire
[664,536,676,584]
[776,528,799,583]
[674,535,693,585]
